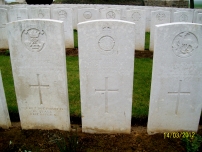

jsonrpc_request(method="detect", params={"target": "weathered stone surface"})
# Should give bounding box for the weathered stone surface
[193,9,202,23]
[171,8,194,22]
[7,19,70,130]
[72,6,78,30]
[0,71,11,129]
[145,7,152,32]
[8,8,28,22]
[28,7,50,19]
[126,9,145,51]
[100,8,121,20]
[0,0,5,5]
[78,20,135,134]
[78,8,99,23]
[149,10,170,51]
[148,23,202,134]
[0,8,8,49]
[52,8,74,48]
[173,11,193,22]
[196,13,202,24]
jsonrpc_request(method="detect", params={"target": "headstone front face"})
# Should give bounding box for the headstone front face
[149,10,170,51]
[193,9,202,23]
[0,0,5,5]
[173,11,192,23]
[100,9,121,20]
[147,23,202,134]
[78,20,135,134]
[171,8,194,22]
[145,7,152,32]
[72,6,78,30]
[0,8,8,49]
[52,8,74,48]
[9,8,28,22]
[78,8,99,23]
[126,9,145,51]
[0,71,11,129]
[196,13,202,24]
[28,8,50,19]
[7,19,70,130]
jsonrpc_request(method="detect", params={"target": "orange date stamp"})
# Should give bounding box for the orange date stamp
[164,132,195,139]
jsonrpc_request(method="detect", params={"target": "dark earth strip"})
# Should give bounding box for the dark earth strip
[0,49,153,58]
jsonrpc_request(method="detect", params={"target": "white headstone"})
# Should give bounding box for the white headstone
[145,7,152,32]
[0,0,5,5]
[78,20,135,134]
[171,8,194,22]
[148,23,202,134]
[7,19,70,130]
[0,8,8,49]
[173,11,193,23]
[52,8,74,48]
[28,7,50,19]
[0,71,11,129]
[100,8,121,20]
[149,10,170,51]
[196,13,202,24]
[126,9,146,51]
[72,6,78,30]
[8,8,28,22]
[0,5,9,10]
[193,9,202,23]
[78,8,99,23]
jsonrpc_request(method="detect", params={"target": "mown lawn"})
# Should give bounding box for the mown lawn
[0,55,152,118]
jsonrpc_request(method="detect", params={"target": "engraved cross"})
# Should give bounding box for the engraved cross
[30,74,49,105]
[168,80,190,115]
[95,77,118,113]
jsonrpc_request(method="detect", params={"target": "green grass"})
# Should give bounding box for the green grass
[133,58,152,117]
[66,56,80,116]
[195,4,202,8]
[74,30,78,48]
[0,56,17,113]
[145,32,150,50]
[0,55,152,118]
[188,1,202,8]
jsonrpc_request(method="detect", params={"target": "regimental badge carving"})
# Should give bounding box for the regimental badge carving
[172,32,198,58]
[102,24,112,31]
[179,14,188,22]
[58,10,67,20]
[106,11,115,19]
[83,11,92,19]
[156,12,165,21]
[22,28,46,52]
[98,36,115,54]
[132,12,141,21]
[38,10,44,18]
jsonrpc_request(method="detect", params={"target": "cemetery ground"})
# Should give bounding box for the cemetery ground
[0,31,201,151]
[0,49,201,152]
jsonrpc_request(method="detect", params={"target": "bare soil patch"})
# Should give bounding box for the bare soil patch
[1,122,201,152]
